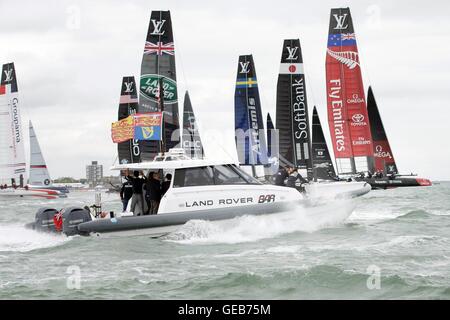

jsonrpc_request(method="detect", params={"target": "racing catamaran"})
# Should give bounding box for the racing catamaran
[234,54,268,178]
[0,62,61,199]
[182,91,204,159]
[325,7,431,189]
[274,39,371,198]
[28,121,69,194]
[139,10,180,161]
[117,76,140,164]
[358,86,432,188]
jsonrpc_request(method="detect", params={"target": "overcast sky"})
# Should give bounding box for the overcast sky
[0,0,449,180]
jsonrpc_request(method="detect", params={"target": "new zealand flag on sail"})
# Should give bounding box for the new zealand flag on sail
[328,33,356,47]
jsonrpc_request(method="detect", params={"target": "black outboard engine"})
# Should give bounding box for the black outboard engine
[28,208,59,233]
[62,206,92,236]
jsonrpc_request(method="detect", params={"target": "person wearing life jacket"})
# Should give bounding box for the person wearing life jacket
[273,167,289,186]
[286,167,308,191]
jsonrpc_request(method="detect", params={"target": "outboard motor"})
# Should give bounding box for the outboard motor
[29,208,60,233]
[62,206,92,236]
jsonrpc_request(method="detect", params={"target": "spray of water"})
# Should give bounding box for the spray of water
[0,225,70,253]
[164,199,356,245]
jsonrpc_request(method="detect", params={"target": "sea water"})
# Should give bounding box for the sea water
[0,183,449,299]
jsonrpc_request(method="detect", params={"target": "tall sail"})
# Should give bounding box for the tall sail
[326,8,374,174]
[311,106,336,180]
[0,62,26,185]
[275,39,312,179]
[139,10,180,160]
[367,86,398,174]
[182,91,204,159]
[29,121,52,186]
[266,112,279,174]
[234,55,267,166]
[118,76,140,164]
[266,113,275,159]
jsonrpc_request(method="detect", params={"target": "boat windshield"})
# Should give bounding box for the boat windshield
[173,164,261,188]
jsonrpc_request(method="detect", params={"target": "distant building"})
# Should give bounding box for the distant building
[86,161,103,187]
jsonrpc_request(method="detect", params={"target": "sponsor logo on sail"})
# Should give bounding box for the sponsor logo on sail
[328,79,346,152]
[140,74,177,104]
[150,19,166,35]
[333,13,348,30]
[353,138,371,146]
[347,93,364,104]
[351,113,367,126]
[4,69,13,82]
[12,98,21,143]
[292,78,309,160]
[239,61,250,74]
[375,145,392,159]
[286,46,299,60]
[124,82,134,93]
[247,97,262,155]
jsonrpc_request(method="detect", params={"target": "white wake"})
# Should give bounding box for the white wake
[0,224,70,253]
[164,199,356,244]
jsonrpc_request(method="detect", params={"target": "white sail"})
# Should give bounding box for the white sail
[29,121,52,186]
[0,63,26,185]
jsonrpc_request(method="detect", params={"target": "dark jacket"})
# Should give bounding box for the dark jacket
[120,181,133,200]
[286,172,308,188]
[161,180,171,196]
[145,178,162,201]
[273,169,289,186]
[127,175,147,194]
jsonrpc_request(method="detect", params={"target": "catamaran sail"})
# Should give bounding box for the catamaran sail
[29,121,52,186]
[182,91,204,159]
[0,62,26,186]
[367,86,397,174]
[118,76,140,164]
[139,10,180,160]
[266,112,279,174]
[326,8,374,175]
[276,39,312,179]
[234,55,268,173]
[311,106,336,180]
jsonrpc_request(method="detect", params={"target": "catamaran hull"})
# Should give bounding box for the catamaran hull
[0,188,61,199]
[357,177,432,190]
[305,181,371,200]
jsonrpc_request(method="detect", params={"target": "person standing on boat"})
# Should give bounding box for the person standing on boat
[161,173,172,197]
[126,170,147,216]
[120,178,134,212]
[145,172,162,215]
[273,167,289,186]
[286,168,308,190]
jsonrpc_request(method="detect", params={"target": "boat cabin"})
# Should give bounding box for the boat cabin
[112,149,300,215]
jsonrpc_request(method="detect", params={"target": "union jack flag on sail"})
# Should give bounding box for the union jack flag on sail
[144,41,175,55]
[341,33,356,40]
